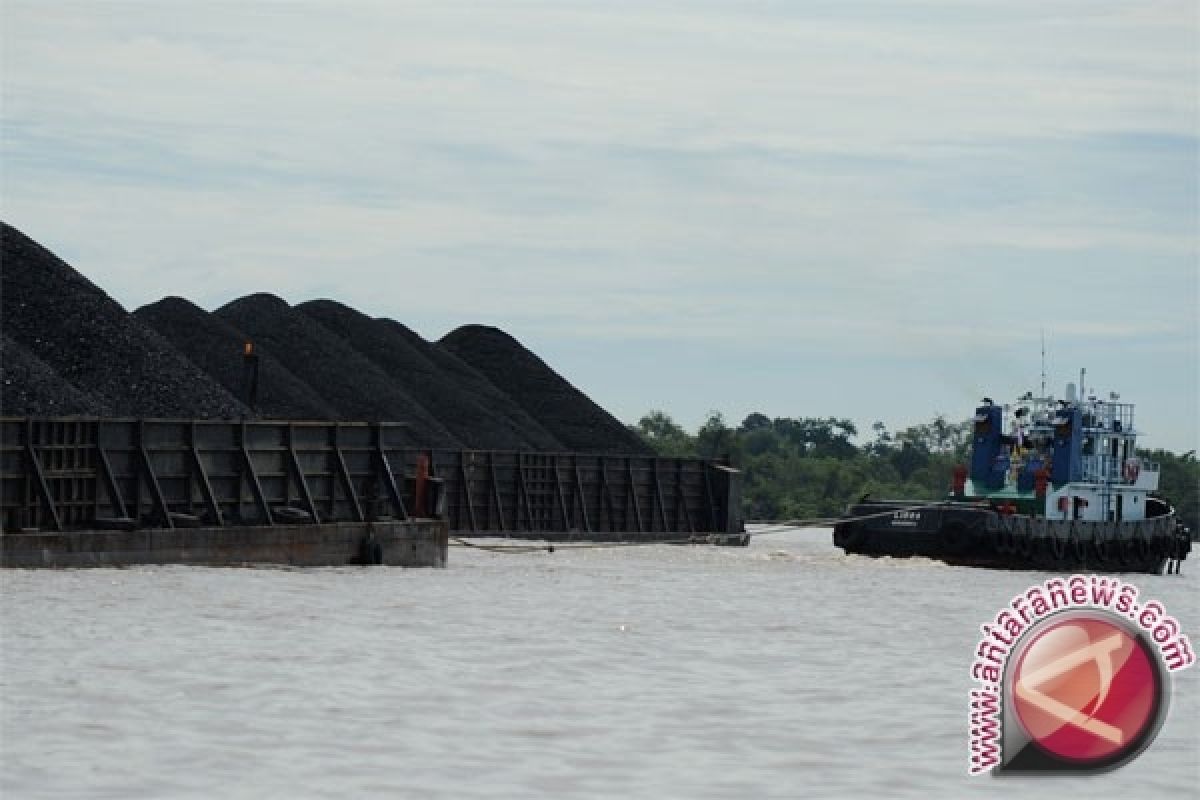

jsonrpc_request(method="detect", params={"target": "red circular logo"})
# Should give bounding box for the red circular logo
[1011,615,1158,764]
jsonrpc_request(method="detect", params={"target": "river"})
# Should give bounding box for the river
[2,527,1196,798]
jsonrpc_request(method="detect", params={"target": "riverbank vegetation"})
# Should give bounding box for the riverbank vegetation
[630,411,1199,535]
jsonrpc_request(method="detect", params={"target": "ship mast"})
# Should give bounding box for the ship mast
[1040,330,1046,398]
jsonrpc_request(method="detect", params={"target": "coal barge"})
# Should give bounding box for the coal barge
[833,380,1192,574]
[0,417,745,568]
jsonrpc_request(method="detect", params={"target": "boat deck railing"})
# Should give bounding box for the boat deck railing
[1079,454,1159,486]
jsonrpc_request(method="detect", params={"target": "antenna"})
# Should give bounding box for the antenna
[1040,330,1046,397]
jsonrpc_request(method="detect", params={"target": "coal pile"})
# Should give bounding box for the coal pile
[440,325,650,454]
[135,297,337,420]
[297,299,564,451]
[216,294,461,446]
[1,335,113,416]
[0,222,248,418]
[4,223,649,456]
[375,318,565,451]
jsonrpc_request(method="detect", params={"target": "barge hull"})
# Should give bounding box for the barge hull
[1,417,744,553]
[0,520,448,569]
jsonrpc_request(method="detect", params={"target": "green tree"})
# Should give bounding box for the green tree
[1141,448,1198,536]
[631,411,696,457]
[739,412,772,432]
[696,411,734,460]
[634,407,1196,533]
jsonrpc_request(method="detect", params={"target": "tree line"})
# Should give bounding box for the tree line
[630,411,1199,535]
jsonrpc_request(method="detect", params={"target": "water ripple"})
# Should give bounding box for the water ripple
[2,528,1196,798]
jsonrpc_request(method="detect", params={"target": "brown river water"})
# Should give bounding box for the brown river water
[2,527,1196,798]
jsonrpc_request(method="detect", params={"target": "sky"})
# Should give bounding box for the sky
[2,1,1197,450]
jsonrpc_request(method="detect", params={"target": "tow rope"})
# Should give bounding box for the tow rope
[449,501,958,554]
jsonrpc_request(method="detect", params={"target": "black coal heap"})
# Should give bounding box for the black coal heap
[440,325,650,455]
[1,222,247,418]
[135,296,336,420]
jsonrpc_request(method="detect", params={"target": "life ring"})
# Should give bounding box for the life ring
[1123,458,1141,484]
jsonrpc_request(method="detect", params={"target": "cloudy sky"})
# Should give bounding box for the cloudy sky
[3,2,1196,449]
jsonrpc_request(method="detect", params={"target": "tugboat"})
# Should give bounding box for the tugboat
[833,377,1192,574]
